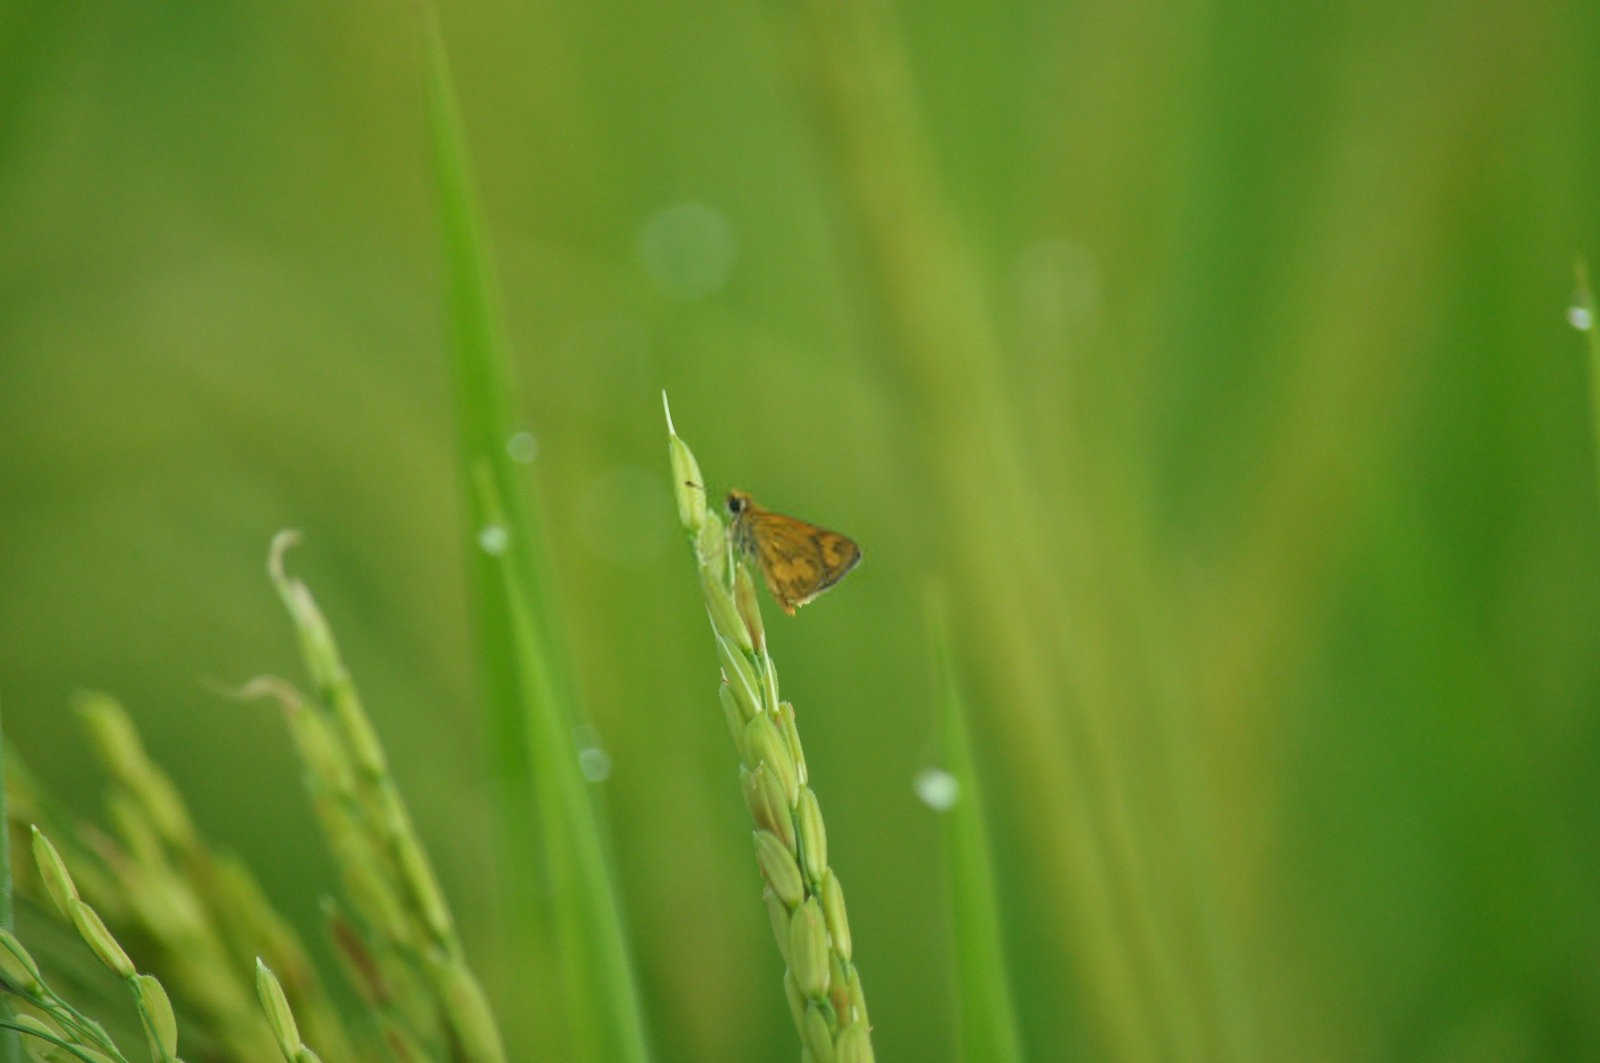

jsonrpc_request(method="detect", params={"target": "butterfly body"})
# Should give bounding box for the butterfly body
[726,490,862,615]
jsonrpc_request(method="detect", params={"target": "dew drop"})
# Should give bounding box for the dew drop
[578,746,613,782]
[574,724,612,782]
[636,202,738,300]
[506,431,539,463]
[913,768,960,811]
[1014,238,1102,355]
[1568,304,1594,332]
[477,524,509,555]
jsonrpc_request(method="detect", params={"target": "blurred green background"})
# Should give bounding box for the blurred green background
[5,0,1600,1059]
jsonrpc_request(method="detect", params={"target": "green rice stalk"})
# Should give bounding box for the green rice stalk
[2,751,128,930]
[266,542,459,954]
[238,672,436,1056]
[320,897,429,1059]
[0,1011,118,1063]
[205,853,356,1060]
[19,826,179,1062]
[268,533,506,1063]
[257,959,327,1063]
[74,692,341,1060]
[664,394,875,1062]
[10,737,271,1059]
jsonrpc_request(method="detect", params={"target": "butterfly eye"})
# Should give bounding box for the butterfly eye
[726,494,744,515]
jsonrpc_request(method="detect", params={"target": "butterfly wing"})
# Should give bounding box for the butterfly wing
[746,510,862,614]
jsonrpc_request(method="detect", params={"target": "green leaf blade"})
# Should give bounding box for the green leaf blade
[422,11,652,1061]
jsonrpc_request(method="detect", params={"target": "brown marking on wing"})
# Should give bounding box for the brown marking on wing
[748,510,861,613]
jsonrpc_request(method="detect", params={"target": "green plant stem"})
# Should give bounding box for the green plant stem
[928,599,1026,1063]
[470,467,652,1063]
[1576,258,1600,503]
[423,4,651,1057]
[269,535,506,1062]
[0,703,21,1063]
[0,1021,119,1063]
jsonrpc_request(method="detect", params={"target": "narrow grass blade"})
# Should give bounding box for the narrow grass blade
[0,703,21,1063]
[1574,258,1600,503]
[469,467,652,1062]
[926,600,1026,1063]
[421,0,550,884]
[421,9,652,1056]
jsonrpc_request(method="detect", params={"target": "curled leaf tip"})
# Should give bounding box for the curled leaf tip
[269,529,303,582]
